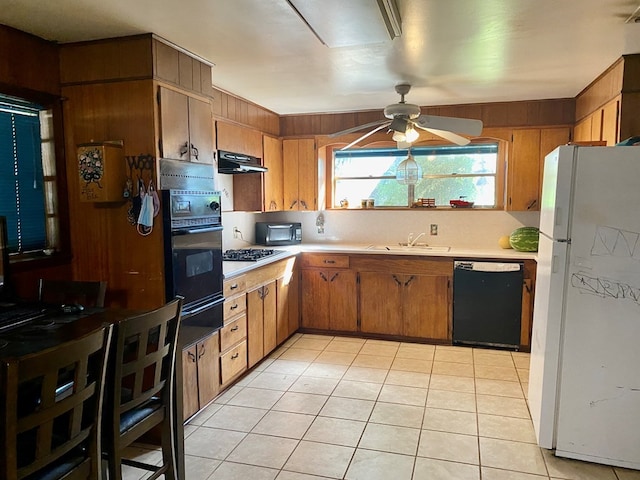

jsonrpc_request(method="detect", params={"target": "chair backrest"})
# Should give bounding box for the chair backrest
[107,297,183,429]
[0,325,112,480]
[38,279,107,308]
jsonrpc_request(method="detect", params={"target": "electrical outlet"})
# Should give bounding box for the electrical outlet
[430,224,438,235]
[233,227,241,239]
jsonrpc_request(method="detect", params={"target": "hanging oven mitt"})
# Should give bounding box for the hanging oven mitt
[136,180,154,236]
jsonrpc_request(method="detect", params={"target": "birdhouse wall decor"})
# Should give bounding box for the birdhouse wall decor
[77,141,125,202]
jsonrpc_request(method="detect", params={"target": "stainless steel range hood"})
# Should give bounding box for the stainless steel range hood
[217,150,267,174]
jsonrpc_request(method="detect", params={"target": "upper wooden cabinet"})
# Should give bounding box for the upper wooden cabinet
[60,34,213,96]
[216,122,263,158]
[573,97,619,146]
[263,135,284,211]
[158,87,214,164]
[283,138,317,211]
[507,127,571,211]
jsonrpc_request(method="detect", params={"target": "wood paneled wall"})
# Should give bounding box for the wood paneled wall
[280,98,576,137]
[0,25,60,99]
[211,87,280,136]
[575,58,624,123]
[61,80,165,309]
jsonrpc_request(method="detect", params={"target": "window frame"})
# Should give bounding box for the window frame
[0,91,69,268]
[325,138,506,210]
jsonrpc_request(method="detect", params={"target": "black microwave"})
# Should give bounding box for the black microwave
[255,222,302,246]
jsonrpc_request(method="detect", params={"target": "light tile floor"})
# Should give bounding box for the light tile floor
[126,333,640,480]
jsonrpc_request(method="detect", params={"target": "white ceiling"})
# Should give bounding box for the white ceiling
[2,0,640,115]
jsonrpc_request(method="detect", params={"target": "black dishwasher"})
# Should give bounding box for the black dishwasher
[453,261,523,350]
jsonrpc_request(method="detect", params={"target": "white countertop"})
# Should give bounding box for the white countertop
[223,243,537,278]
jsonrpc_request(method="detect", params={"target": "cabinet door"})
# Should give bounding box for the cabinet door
[508,129,541,211]
[283,139,300,210]
[539,127,571,203]
[246,286,264,368]
[197,333,220,407]
[297,138,317,211]
[181,346,199,419]
[328,270,358,332]
[300,269,330,330]
[602,98,620,146]
[402,275,449,340]
[188,97,214,164]
[283,139,316,211]
[263,135,283,211]
[262,281,277,356]
[159,87,189,161]
[359,272,403,335]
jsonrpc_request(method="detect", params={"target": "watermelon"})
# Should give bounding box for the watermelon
[509,227,539,252]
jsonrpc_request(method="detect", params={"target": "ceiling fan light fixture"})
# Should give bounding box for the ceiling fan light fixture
[405,126,419,143]
[392,130,406,142]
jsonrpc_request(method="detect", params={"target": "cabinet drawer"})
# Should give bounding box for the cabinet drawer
[224,294,246,319]
[303,254,349,269]
[220,314,247,352]
[220,341,247,384]
[224,275,246,297]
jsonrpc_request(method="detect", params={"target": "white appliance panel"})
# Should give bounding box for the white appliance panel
[528,233,569,448]
[538,145,576,240]
[554,147,640,468]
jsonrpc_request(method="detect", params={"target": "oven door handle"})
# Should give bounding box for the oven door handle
[182,297,224,317]
[172,225,224,235]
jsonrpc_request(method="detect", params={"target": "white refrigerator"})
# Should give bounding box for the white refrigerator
[528,145,640,469]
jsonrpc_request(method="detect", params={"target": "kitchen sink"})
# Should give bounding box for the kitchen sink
[366,245,451,253]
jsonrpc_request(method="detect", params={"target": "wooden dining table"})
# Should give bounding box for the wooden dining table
[0,307,187,479]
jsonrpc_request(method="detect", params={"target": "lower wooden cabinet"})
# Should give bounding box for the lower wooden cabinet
[247,280,277,368]
[301,268,357,332]
[182,331,220,420]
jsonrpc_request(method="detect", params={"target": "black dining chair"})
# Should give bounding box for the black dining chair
[0,324,113,480]
[38,279,107,308]
[101,297,183,480]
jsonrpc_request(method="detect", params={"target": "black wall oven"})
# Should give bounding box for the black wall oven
[162,190,224,330]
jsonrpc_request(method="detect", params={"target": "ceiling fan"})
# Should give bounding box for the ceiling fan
[329,84,483,150]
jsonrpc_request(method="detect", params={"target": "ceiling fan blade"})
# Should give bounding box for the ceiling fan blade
[419,127,471,146]
[339,122,391,150]
[414,115,483,136]
[329,119,390,138]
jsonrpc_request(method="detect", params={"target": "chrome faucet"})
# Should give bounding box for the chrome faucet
[407,232,426,247]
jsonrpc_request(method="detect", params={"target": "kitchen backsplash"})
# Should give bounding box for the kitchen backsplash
[222,209,539,250]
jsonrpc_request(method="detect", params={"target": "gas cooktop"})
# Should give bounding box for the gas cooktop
[222,248,283,262]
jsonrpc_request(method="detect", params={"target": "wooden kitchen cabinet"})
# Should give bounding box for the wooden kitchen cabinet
[246,280,277,368]
[507,127,571,211]
[263,135,284,211]
[158,86,214,164]
[354,255,452,341]
[283,138,317,210]
[181,331,220,420]
[301,254,357,332]
[219,276,248,389]
[276,260,300,344]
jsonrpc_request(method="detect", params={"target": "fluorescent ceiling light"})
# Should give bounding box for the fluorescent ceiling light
[376,0,402,38]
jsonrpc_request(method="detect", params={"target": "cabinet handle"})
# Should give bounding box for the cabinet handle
[270,200,277,210]
[263,286,270,297]
[230,303,239,310]
[179,141,189,158]
[527,199,537,210]
[329,273,339,282]
[198,345,206,359]
[230,325,239,332]
[187,351,197,362]
[392,275,402,286]
[319,272,328,281]
[323,259,336,264]
[229,284,238,290]
[190,143,199,160]
[231,352,239,360]
[404,276,415,287]
[300,200,308,210]
[289,200,298,209]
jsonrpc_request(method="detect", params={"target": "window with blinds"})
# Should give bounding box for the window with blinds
[0,95,52,254]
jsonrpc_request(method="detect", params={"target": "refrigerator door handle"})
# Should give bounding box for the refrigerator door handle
[555,207,562,226]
